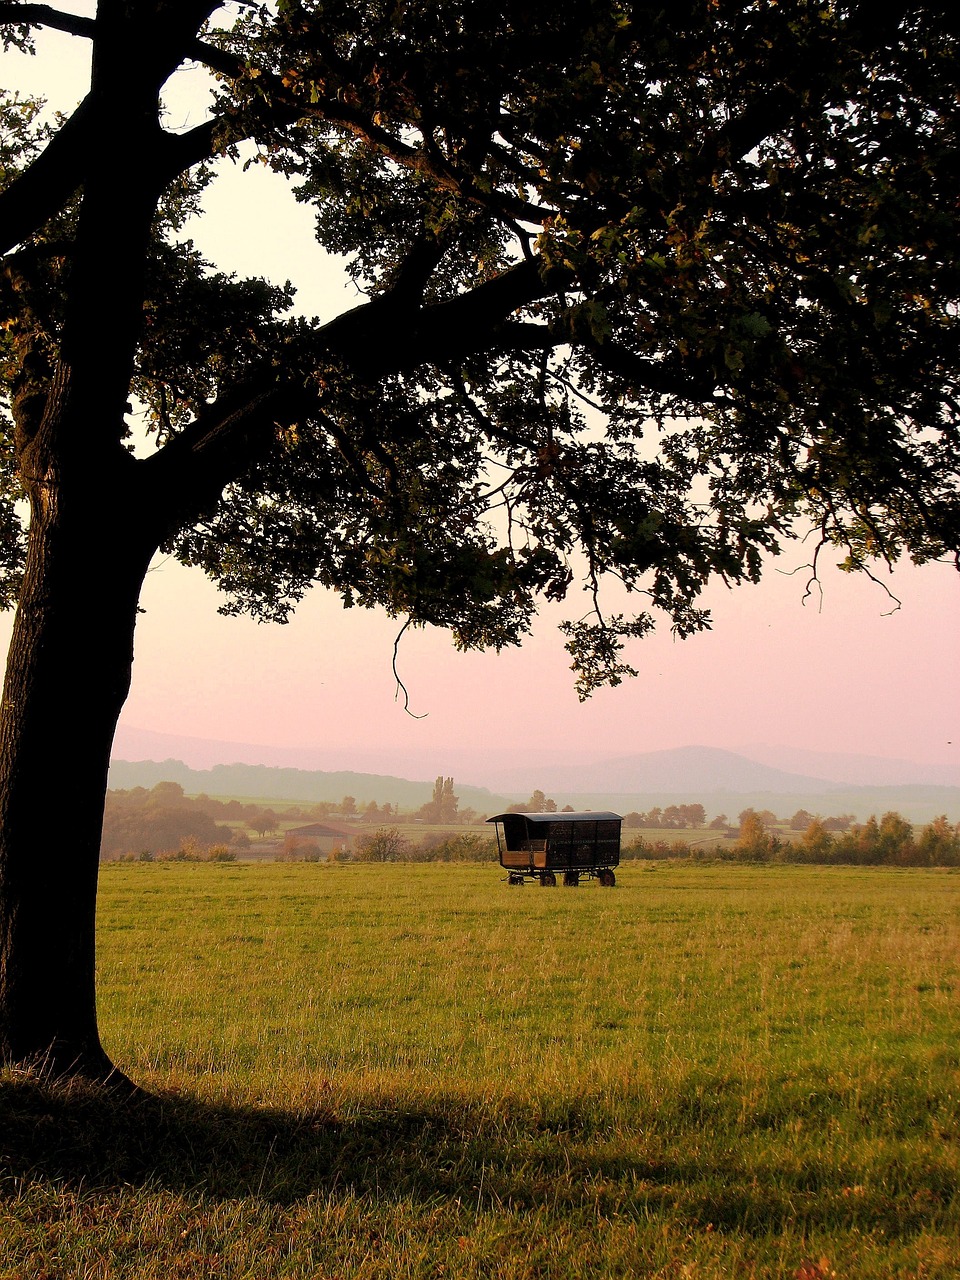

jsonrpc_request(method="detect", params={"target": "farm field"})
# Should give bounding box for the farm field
[2,863,959,1278]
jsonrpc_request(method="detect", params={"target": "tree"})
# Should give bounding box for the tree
[737,811,782,861]
[248,809,279,840]
[739,807,779,829]
[417,776,459,823]
[798,819,835,864]
[507,788,557,813]
[915,815,960,866]
[822,814,855,833]
[877,810,916,864]
[679,804,706,829]
[354,826,411,863]
[1,3,959,1085]
[100,787,233,859]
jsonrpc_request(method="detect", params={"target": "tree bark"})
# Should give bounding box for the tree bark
[0,469,156,1083]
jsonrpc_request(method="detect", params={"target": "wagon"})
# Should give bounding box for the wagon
[486,811,622,886]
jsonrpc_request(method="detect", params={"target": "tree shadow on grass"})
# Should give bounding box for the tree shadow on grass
[0,1074,953,1241]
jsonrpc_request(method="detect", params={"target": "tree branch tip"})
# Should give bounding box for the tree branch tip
[392,620,428,719]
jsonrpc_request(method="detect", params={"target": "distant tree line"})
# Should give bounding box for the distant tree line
[623,813,960,867]
[623,804,707,829]
[103,783,957,867]
[298,778,482,826]
[101,782,343,858]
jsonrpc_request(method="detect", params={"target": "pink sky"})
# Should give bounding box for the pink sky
[76,547,958,774]
[2,21,958,778]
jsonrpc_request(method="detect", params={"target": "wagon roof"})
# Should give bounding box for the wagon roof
[486,811,622,824]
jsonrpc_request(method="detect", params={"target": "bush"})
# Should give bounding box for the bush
[418,832,497,862]
[621,837,685,860]
[280,834,323,862]
[354,827,412,862]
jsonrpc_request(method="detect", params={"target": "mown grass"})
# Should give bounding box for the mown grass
[2,862,959,1278]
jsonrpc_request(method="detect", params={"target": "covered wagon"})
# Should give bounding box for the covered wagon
[486,811,621,886]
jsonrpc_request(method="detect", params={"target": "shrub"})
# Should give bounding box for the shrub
[418,832,497,862]
[354,827,412,862]
[621,837,680,860]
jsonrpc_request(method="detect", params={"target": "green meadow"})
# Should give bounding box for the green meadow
[2,863,959,1278]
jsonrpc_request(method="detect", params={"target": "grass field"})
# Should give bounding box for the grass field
[2,862,959,1278]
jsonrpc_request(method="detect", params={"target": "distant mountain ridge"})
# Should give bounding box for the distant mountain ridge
[114,725,957,789]
[737,743,960,788]
[108,747,960,824]
[108,758,512,813]
[487,745,841,796]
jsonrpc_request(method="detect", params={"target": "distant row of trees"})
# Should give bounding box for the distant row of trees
[735,807,855,833]
[101,778,482,859]
[624,813,960,867]
[104,781,955,864]
[621,805,857,832]
[623,804,707,829]
[736,812,960,866]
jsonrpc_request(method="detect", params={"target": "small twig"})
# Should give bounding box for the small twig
[858,562,902,616]
[392,620,428,719]
[800,527,828,612]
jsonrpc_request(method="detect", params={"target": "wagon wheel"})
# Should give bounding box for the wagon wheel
[563,870,580,887]
[539,871,557,887]
[508,872,525,886]
[598,868,616,887]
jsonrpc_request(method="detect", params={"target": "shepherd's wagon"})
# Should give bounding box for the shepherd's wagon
[486,811,622,886]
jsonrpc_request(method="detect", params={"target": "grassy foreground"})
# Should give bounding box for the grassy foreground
[2,863,959,1278]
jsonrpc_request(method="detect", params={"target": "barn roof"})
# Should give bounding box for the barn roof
[286,822,352,838]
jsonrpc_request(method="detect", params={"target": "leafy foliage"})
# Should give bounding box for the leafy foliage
[1,1,958,692]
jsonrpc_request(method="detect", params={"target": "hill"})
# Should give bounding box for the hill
[107,759,512,814]
[491,745,839,796]
[107,752,960,824]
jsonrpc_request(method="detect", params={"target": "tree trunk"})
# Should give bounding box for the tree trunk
[0,479,155,1083]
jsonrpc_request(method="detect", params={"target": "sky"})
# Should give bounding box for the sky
[2,11,958,783]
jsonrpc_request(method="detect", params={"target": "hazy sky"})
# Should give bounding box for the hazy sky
[2,14,958,777]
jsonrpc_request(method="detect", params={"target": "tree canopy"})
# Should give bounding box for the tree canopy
[2,1,958,694]
[1,0,959,1083]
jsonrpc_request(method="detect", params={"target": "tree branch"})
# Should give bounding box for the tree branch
[141,241,714,528]
[139,259,557,518]
[0,95,95,254]
[183,37,554,224]
[0,3,95,38]
[141,380,295,536]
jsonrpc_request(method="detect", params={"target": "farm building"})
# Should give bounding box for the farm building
[283,822,355,858]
